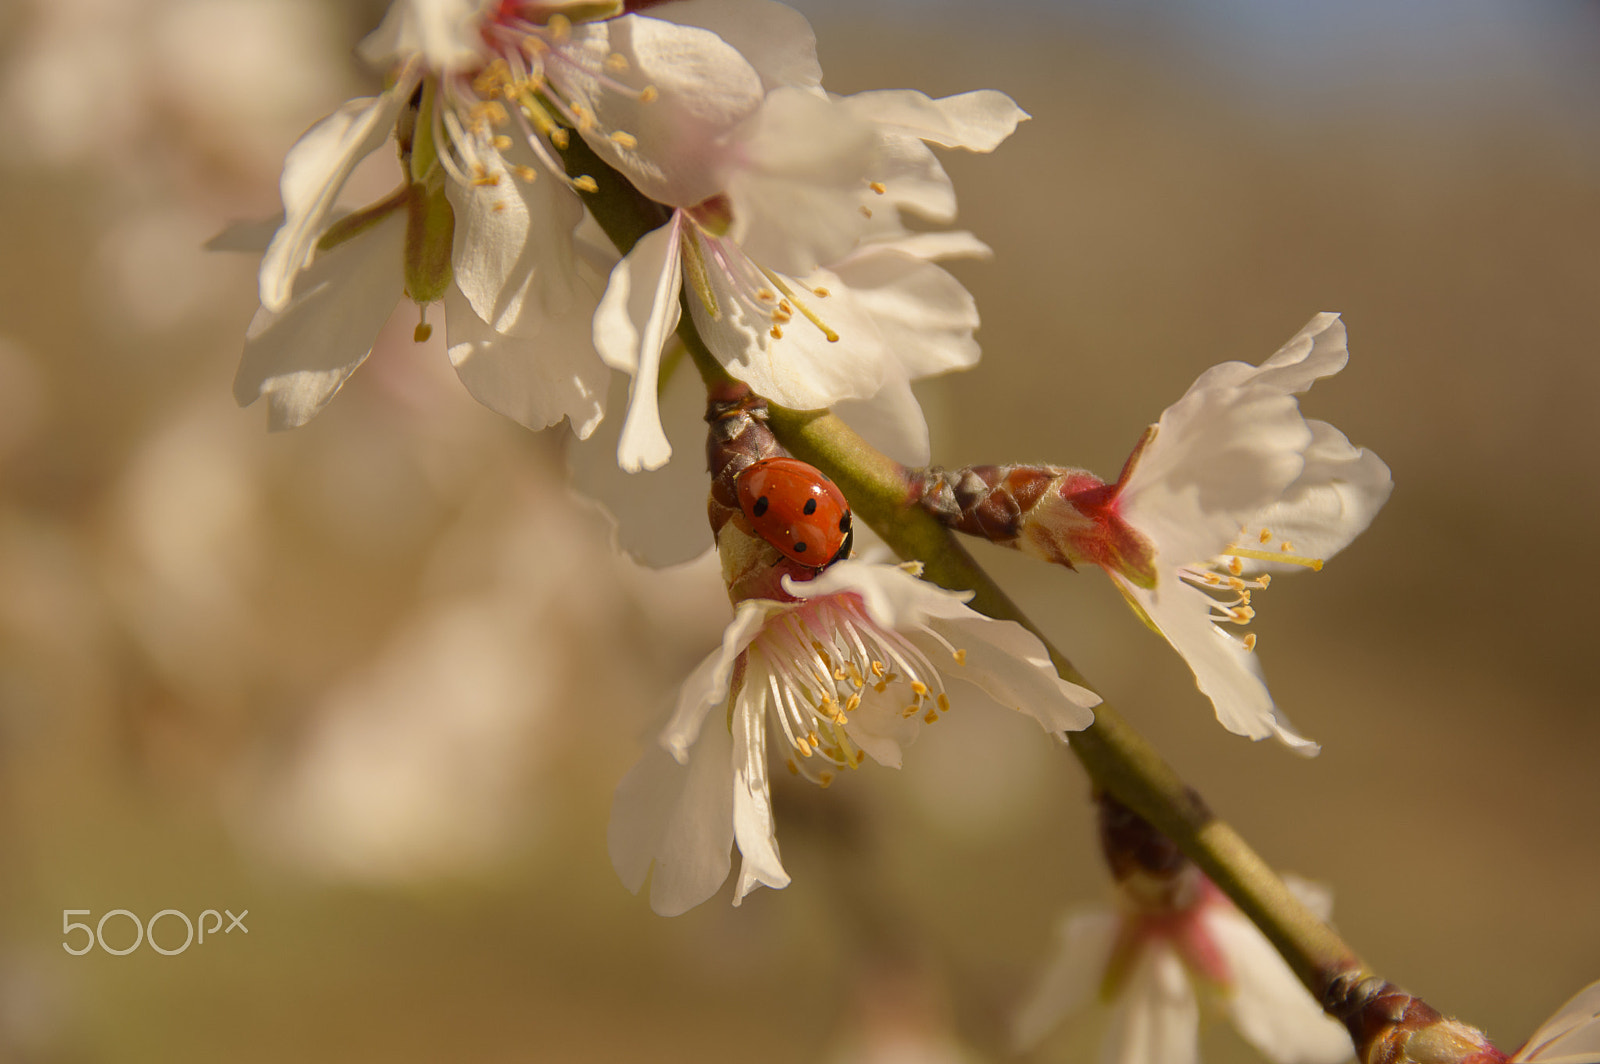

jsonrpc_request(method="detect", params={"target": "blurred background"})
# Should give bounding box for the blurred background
[1,0,1597,1060]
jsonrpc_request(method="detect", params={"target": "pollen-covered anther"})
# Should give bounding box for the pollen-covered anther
[572,174,598,193]
[937,693,951,713]
[818,771,835,788]
[923,708,939,723]
[513,164,539,182]
[610,130,638,149]
[812,286,829,297]
[770,326,784,339]
[470,100,510,128]
[953,649,967,666]
[546,12,572,41]
[755,288,776,302]
[910,680,929,698]
[638,85,658,103]
[493,134,512,150]
[870,662,887,679]
[868,181,886,195]
[1228,556,1244,576]
[549,127,570,149]
[1242,633,1258,651]
[604,52,629,73]
[843,692,861,714]
[1259,527,1273,544]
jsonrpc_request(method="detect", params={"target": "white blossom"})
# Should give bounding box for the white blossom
[608,560,1097,915]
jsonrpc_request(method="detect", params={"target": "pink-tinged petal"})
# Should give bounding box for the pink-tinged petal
[1514,980,1600,1063]
[1104,945,1201,1064]
[236,209,405,429]
[560,16,763,208]
[1117,574,1319,755]
[608,719,735,916]
[726,87,880,276]
[924,614,1099,733]
[730,690,790,902]
[1238,421,1392,574]
[447,144,589,333]
[645,0,822,92]
[844,89,1031,152]
[1203,906,1355,1064]
[660,601,774,761]
[259,76,415,313]
[593,218,683,471]
[1013,908,1122,1050]
[441,285,608,437]
[358,0,486,71]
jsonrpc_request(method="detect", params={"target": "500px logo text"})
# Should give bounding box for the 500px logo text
[62,909,249,956]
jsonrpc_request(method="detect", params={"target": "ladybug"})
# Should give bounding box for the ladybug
[736,457,854,568]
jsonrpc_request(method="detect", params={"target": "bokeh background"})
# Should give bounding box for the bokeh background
[1,1,1597,1060]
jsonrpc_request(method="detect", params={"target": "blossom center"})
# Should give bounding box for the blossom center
[752,594,957,788]
[1182,526,1325,652]
[681,204,842,346]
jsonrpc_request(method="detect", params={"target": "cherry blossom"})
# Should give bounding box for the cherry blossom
[607,558,1097,915]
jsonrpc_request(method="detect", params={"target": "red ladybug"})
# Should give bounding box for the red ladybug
[736,457,854,568]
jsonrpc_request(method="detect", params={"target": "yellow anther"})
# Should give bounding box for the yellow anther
[514,165,539,182]
[770,325,784,339]
[472,171,501,187]
[910,680,929,698]
[902,705,918,719]
[1202,572,1222,585]
[571,102,595,131]
[548,12,572,40]
[873,681,888,694]
[755,288,776,302]
[870,661,886,679]
[853,750,866,766]
[953,649,967,666]
[845,663,865,688]
[1280,541,1293,552]
[493,134,512,151]
[806,730,821,749]
[471,100,510,128]
[1228,577,1245,590]
[812,286,830,297]
[604,52,629,73]
[1259,528,1273,544]
[1242,633,1258,651]
[937,693,951,713]
[639,85,659,103]
[1259,574,1272,587]
[549,128,570,149]
[610,130,638,149]
[844,693,861,714]
[924,709,939,724]
[795,736,812,757]
[869,181,886,194]
[572,175,599,193]
[413,321,432,343]
[786,758,799,776]
[1228,556,1245,576]
[818,771,835,789]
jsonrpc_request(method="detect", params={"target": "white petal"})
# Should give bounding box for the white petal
[1204,906,1355,1064]
[1122,314,1350,572]
[644,0,822,92]
[1103,945,1200,1064]
[567,368,717,566]
[593,218,683,471]
[788,560,972,630]
[446,144,588,334]
[1514,980,1600,1063]
[727,88,880,276]
[827,242,982,379]
[1013,908,1122,1050]
[832,371,932,467]
[924,613,1099,734]
[844,89,1031,152]
[867,229,994,263]
[1119,574,1319,754]
[607,720,735,916]
[1239,421,1392,574]
[690,256,887,411]
[561,16,764,208]
[259,78,414,313]
[358,0,485,71]
[236,209,405,429]
[661,601,776,761]
[442,285,608,437]
[730,688,789,903]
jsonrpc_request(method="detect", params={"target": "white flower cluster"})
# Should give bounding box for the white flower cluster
[236,0,1020,473]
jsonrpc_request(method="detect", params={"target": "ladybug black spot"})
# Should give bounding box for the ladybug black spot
[793,541,808,553]
[802,498,817,516]
[752,495,769,517]
[839,515,850,532]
